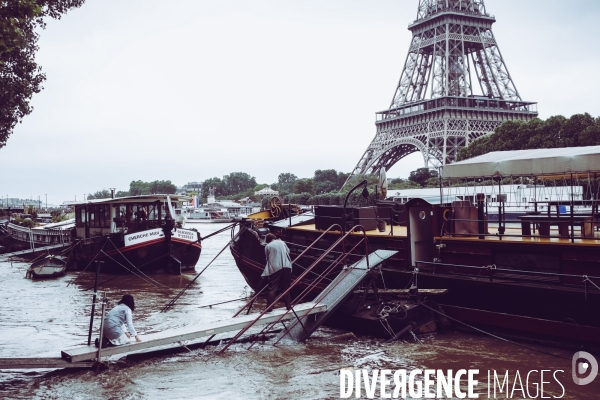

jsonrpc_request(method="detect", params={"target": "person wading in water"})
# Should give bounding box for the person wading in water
[96,294,142,348]
[262,233,292,311]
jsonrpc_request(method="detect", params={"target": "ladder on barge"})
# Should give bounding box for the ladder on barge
[219,224,397,352]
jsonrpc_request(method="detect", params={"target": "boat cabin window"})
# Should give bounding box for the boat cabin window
[76,206,86,227]
[130,202,165,222]
[75,205,110,228]
[89,205,110,228]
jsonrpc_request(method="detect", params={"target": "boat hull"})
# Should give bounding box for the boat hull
[27,256,67,279]
[72,232,201,274]
[231,221,600,348]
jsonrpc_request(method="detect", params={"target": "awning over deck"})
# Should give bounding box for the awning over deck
[442,146,600,179]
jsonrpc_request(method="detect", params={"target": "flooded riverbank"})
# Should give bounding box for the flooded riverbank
[0,223,597,399]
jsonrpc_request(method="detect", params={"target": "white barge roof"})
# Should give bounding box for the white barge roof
[443,146,600,179]
[70,194,190,206]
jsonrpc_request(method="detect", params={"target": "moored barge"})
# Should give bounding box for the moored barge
[231,146,600,348]
[71,194,201,274]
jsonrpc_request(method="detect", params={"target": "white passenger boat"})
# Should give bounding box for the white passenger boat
[186,207,233,223]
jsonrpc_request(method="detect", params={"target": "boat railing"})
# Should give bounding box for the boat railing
[6,222,73,246]
[219,224,371,353]
[442,214,600,242]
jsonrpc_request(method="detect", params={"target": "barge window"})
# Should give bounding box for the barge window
[87,205,110,228]
[76,206,86,227]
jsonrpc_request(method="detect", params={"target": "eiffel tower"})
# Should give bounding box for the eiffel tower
[348,0,538,180]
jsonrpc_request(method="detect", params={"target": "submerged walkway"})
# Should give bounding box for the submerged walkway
[0,243,71,259]
[61,302,327,363]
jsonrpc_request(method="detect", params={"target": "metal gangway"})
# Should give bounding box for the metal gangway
[219,224,397,353]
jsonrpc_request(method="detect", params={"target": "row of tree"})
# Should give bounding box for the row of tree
[84,167,438,203]
[457,113,600,161]
[86,180,176,200]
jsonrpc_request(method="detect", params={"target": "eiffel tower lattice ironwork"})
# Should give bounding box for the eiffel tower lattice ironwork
[348,0,538,180]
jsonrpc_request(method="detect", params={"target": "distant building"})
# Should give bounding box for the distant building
[177,182,202,195]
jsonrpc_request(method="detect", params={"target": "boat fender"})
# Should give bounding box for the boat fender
[442,208,451,221]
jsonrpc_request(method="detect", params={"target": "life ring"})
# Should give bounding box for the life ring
[270,197,283,218]
[442,208,451,221]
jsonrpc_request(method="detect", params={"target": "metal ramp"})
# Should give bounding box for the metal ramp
[60,302,326,363]
[276,250,398,342]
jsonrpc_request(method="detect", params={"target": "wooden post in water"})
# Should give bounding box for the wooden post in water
[87,260,103,345]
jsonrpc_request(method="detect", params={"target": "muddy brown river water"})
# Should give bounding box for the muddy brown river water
[1,223,597,399]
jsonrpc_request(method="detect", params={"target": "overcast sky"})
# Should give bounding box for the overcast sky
[1,0,599,205]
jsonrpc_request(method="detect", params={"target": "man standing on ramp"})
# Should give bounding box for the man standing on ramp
[262,233,292,310]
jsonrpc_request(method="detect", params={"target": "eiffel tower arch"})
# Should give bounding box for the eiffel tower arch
[348,0,538,181]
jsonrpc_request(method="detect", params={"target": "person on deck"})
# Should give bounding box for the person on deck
[97,294,142,348]
[262,233,292,310]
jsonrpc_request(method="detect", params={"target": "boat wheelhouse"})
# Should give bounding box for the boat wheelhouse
[71,194,201,273]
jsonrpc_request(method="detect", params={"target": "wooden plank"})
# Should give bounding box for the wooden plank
[61,302,327,363]
[0,358,93,369]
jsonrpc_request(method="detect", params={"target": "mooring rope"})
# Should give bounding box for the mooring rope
[66,239,108,287]
[160,228,243,313]
[105,239,171,289]
[418,301,571,361]
[100,250,171,291]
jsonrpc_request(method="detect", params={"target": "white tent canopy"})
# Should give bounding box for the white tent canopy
[254,187,279,196]
[442,146,600,179]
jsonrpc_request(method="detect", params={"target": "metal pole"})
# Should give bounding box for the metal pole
[87,260,102,345]
[571,173,574,243]
[97,293,107,361]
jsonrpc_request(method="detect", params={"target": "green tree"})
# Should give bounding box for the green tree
[129,180,150,196]
[222,172,257,196]
[313,169,339,194]
[294,178,314,194]
[128,180,176,196]
[277,173,297,194]
[336,171,350,188]
[87,189,111,200]
[409,168,438,187]
[201,177,224,198]
[149,180,176,194]
[389,178,420,190]
[1,0,85,148]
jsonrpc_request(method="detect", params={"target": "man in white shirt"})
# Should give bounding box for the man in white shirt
[262,233,292,310]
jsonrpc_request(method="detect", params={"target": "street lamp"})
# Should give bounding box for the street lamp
[45,194,47,209]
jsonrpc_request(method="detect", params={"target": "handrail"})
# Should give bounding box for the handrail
[231,223,342,317]
[442,216,599,241]
[219,224,370,353]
